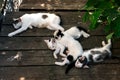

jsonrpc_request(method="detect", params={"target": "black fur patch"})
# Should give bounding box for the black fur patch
[89,54,94,62]
[13,18,21,24]
[42,15,48,19]
[56,30,64,38]
[78,56,88,68]
[77,26,88,33]
[67,55,73,62]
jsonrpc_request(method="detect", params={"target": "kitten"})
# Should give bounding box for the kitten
[65,39,112,74]
[44,26,90,59]
[53,30,83,66]
[75,39,112,68]
[8,13,64,37]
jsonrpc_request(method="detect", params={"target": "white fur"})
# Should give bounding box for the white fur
[65,26,90,39]
[8,13,64,37]
[44,38,66,59]
[75,39,112,68]
[44,26,90,59]
[54,32,83,66]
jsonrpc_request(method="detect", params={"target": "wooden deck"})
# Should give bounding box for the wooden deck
[0,0,120,80]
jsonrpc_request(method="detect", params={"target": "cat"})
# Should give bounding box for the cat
[53,30,84,66]
[8,13,64,37]
[44,26,90,59]
[75,39,112,68]
[65,39,112,74]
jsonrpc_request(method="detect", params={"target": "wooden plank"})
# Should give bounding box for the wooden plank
[20,0,87,10]
[1,24,106,37]
[2,11,106,36]
[0,50,54,66]
[0,50,119,66]
[113,39,120,49]
[0,36,108,50]
[0,65,120,80]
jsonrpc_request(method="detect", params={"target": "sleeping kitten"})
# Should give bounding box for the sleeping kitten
[44,26,90,59]
[53,30,84,66]
[65,39,112,74]
[8,13,64,37]
[75,39,112,68]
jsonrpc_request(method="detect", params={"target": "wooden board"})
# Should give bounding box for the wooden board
[0,65,120,80]
[0,50,120,66]
[1,24,106,36]
[0,0,120,80]
[0,36,109,50]
[20,0,87,10]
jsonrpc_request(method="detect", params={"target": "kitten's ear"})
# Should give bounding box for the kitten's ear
[83,65,89,68]
[44,40,49,43]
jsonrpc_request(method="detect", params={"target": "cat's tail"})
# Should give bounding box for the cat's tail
[102,39,112,57]
[102,39,111,49]
[65,60,76,74]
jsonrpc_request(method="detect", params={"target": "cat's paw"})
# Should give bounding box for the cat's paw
[55,62,64,66]
[53,55,58,59]
[8,33,14,37]
[84,33,90,38]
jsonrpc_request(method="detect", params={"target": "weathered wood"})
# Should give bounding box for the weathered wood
[0,36,109,50]
[0,0,120,80]
[0,24,106,36]
[0,65,120,80]
[20,0,87,10]
[0,50,119,66]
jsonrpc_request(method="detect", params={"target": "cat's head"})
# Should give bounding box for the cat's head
[65,56,89,74]
[54,30,64,40]
[75,56,89,68]
[44,38,56,50]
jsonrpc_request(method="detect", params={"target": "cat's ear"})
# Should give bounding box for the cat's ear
[44,40,49,43]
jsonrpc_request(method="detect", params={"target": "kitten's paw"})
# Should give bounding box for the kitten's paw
[60,53,67,57]
[55,62,64,66]
[102,41,106,46]
[84,34,90,38]
[54,55,58,59]
[8,33,14,37]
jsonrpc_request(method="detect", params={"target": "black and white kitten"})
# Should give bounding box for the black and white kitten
[65,39,112,74]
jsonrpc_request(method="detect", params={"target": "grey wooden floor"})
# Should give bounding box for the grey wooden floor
[0,0,120,80]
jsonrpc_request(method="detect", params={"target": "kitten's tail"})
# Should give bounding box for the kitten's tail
[102,39,111,48]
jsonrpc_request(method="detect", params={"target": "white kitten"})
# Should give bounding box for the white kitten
[53,30,83,66]
[8,13,64,37]
[65,39,112,74]
[75,39,112,68]
[44,26,90,59]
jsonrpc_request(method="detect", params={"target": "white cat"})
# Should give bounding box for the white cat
[53,30,84,66]
[75,39,112,68]
[44,26,90,59]
[65,39,112,74]
[8,13,64,37]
